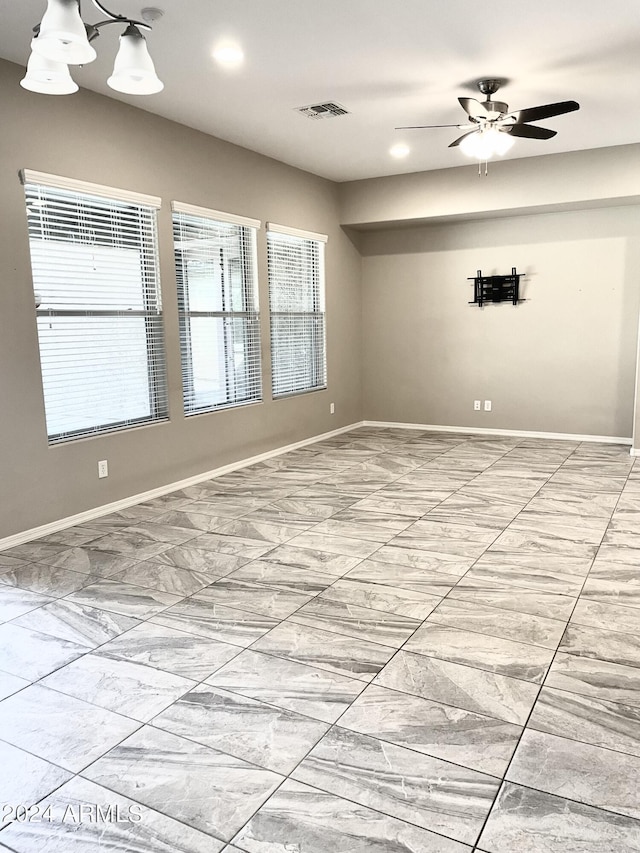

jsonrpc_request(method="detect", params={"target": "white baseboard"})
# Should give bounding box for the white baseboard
[363,420,633,445]
[0,421,364,551]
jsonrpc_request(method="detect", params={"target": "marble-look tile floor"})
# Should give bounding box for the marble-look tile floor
[0,427,640,852]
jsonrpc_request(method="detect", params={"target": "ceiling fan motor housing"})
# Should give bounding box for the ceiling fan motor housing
[483,100,508,115]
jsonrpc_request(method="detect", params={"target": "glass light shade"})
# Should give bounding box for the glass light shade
[20,51,78,95]
[460,126,515,159]
[107,25,164,95]
[31,0,96,66]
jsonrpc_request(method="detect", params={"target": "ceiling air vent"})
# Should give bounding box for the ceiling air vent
[296,102,349,120]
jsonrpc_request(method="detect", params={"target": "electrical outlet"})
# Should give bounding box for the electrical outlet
[484,400,492,412]
[330,402,335,414]
[98,460,108,478]
[474,400,481,411]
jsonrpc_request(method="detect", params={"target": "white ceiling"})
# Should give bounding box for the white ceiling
[1,0,639,182]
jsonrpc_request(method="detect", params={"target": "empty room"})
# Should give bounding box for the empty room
[0,1,640,851]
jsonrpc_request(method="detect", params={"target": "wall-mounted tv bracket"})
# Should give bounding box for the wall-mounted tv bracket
[469,268,524,306]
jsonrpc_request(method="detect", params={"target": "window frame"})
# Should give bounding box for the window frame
[172,201,263,417]
[266,222,328,399]
[21,169,168,444]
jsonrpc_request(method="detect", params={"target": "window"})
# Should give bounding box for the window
[172,202,262,415]
[22,170,167,444]
[267,223,327,398]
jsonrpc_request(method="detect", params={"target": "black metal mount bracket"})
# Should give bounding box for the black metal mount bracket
[468,267,524,306]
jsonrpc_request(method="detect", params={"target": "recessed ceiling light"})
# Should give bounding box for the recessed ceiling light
[212,42,244,68]
[390,143,410,159]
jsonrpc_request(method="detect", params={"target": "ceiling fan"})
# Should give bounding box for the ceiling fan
[397,79,580,161]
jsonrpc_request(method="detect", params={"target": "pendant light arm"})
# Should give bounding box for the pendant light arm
[89,0,151,31]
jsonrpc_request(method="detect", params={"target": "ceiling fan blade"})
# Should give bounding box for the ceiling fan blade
[395,124,465,130]
[511,100,579,124]
[504,123,557,140]
[458,97,490,119]
[449,130,477,148]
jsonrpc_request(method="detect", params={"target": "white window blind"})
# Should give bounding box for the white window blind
[267,224,327,398]
[22,173,168,444]
[172,203,262,415]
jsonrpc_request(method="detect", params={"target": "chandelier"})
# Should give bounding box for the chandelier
[21,0,163,96]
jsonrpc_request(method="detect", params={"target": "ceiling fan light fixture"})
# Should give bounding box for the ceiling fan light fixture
[107,24,164,95]
[460,126,515,160]
[31,0,97,66]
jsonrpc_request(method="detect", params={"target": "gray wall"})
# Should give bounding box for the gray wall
[340,143,640,228]
[0,59,362,539]
[360,207,640,437]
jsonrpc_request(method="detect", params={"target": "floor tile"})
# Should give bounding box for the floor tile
[405,622,554,683]
[212,518,303,546]
[41,653,195,722]
[11,598,139,647]
[0,554,28,570]
[252,543,362,576]
[0,542,68,564]
[99,622,241,680]
[447,578,576,621]
[193,578,312,619]
[151,598,279,646]
[580,562,640,608]
[489,528,598,560]
[0,585,52,622]
[37,546,139,577]
[570,598,640,635]
[227,559,336,594]
[232,778,471,853]
[339,683,521,777]
[309,517,407,544]
[479,781,640,853]
[429,597,565,650]
[65,577,182,619]
[375,650,539,725]
[207,648,365,723]
[37,526,106,547]
[546,470,629,492]
[464,560,586,596]
[526,487,620,518]
[528,686,640,758]
[185,532,275,560]
[0,563,91,597]
[289,597,421,648]
[0,623,90,680]
[559,623,640,670]
[0,672,30,701]
[545,652,640,708]
[346,558,459,596]
[3,429,640,852]
[153,544,249,575]
[319,577,441,619]
[152,685,328,774]
[372,542,475,577]
[251,620,394,682]
[293,726,498,844]
[153,509,238,532]
[285,530,381,559]
[0,741,72,828]
[506,728,640,819]
[82,725,282,841]
[0,776,220,852]
[110,560,220,596]
[0,684,140,772]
